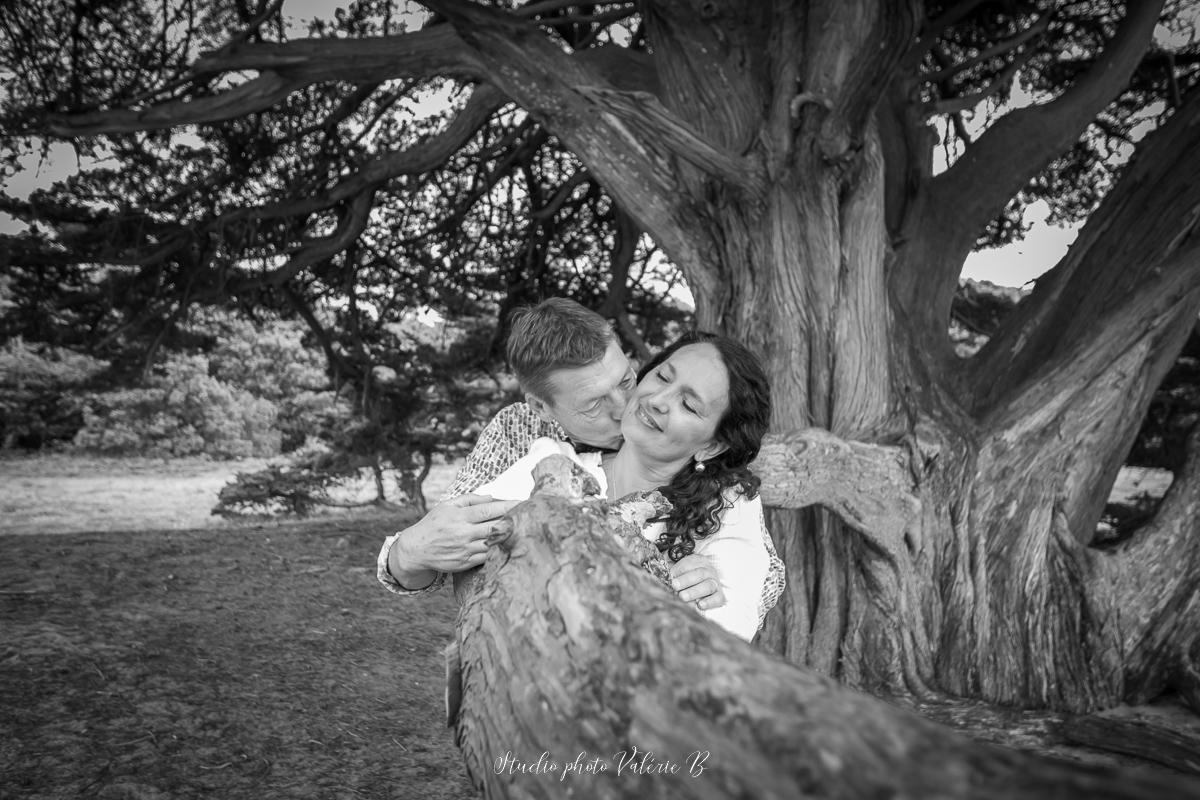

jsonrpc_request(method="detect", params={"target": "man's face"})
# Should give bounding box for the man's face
[530,339,635,450]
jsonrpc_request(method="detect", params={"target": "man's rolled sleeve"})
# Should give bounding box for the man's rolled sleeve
[376,402,564,597]
[376,532,446,596]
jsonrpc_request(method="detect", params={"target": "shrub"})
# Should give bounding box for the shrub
[0,337,107,449]
[73,353,280,457]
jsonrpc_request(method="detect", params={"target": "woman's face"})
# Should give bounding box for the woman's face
[621,342,730,465]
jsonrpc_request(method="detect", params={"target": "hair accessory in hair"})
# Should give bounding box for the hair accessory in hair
[694,460,706,473]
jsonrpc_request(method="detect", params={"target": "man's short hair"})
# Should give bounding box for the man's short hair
[506,298,615,403]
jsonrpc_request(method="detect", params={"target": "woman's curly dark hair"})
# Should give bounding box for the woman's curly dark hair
[638,332,772,561]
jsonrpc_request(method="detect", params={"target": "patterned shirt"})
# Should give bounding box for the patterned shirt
[376,402,786,627]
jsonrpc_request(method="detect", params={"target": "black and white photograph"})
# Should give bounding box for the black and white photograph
[2,1,1199,797]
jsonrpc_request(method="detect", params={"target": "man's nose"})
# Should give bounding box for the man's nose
[605,391,625,419]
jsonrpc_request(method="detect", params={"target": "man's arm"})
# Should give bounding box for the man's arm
[670,555,727,610]
[377,403,554,595]
[442,403,559,501]
[378,494,520,592]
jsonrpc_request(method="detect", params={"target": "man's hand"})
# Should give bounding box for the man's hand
[670,554,726,611]
[387,494,520,589]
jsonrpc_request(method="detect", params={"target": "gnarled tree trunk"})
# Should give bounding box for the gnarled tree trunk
[450,455,1199,798]
[30,0,1200,715]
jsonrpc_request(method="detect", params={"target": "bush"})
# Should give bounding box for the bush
[73,353,280,457]
[212,463,348,517]
[0,337,107,449]
[194,310,350,452]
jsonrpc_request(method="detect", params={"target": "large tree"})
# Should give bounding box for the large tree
[3,0,1200,714]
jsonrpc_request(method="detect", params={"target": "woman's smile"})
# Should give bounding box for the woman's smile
[634,404,662,432]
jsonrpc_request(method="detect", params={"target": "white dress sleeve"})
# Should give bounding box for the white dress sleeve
[691,492,770,642]
[473,437,588,501]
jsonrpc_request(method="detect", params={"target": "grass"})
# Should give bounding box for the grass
[0,517,476,800]
[1,454,1190,798]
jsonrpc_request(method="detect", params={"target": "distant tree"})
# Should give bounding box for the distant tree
[0,336,106,449]
[73,351,282,457]
[3,0,1200,714]
[67,309,346,458]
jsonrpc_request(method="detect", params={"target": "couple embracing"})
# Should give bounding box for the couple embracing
[377,298,784,641]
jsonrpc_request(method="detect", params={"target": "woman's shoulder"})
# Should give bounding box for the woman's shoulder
[713,486,763,533]
[719,484,762,508]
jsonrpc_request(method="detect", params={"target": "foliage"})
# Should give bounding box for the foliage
[923,0,1200,249]
[1126,342,1200,472]
[5,0,1200,712]
[0,1,689,505]
[0,0,686,364]
[0,0,1195,486]
[0,336,108,448]
[211,310,513,516]
[190,309,348,452]
[52,307,353,459]
[212,462,350,517]
[73,352,282,458]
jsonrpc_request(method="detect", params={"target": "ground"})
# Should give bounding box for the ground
[1,455,471,800]
[0,455,1190,799]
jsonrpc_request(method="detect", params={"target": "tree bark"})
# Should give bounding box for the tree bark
[1059,704,1200,776]
[451,454,1199,799]
[28,0,1200,718]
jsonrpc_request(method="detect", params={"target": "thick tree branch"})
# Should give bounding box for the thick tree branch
[575,86,765,194]
[978,244,1200,437]
[898,0,1165,340]
[923,13,1052,86]
[192,23,484,84]
[803,0,922,162]
[930,0,1162,235]
[597,207,651,361]
[754,429,922,561]
[43,23,651,138]
[452,454,1197,798]
[227,189,375,292]
[972,86,1200,414]
[46,70,302,137]
[1101,424,1200,679]
[424,0,729,298]
[928,44,1041,117]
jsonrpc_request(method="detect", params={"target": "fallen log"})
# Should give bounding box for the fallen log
[1059,703,1200,775]
[450,455,1199,799]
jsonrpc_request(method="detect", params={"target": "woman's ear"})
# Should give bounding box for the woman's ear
[696,440,728,463]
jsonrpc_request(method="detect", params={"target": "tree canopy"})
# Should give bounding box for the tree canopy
[3,0,1200,715]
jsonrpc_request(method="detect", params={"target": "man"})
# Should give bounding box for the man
[377,298,783,625]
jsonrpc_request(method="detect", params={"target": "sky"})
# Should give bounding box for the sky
[6,0,1172,293]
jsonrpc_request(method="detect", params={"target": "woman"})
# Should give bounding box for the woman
[476,331,772,641]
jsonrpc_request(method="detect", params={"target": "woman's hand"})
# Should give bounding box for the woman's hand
[670,554,726,610]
